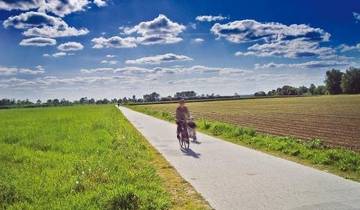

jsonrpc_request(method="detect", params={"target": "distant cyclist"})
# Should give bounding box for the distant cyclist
[176,99,190,140]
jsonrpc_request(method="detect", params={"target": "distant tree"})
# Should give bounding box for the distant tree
[36,99,42,104]
[341,67,360,94]
[315,85,327,95]
[309,84,316,95]
[143,92,160,102]
[89,98,95,104]
[174,91,197,99]
[79,97,88,104]
[254,91,266,96]
[325,69,343,94]
[297,86,309,95]
[111,98,117,103]
[53,99,60,105]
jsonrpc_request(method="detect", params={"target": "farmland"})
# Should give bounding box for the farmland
[0,105,209,209]
[132,95,360,150]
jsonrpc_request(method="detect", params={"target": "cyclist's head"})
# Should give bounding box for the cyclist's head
[179,99,185,106]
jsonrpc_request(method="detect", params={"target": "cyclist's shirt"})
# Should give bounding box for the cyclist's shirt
[176,106,189,122]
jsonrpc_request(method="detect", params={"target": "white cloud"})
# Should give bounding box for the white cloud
[0,65,45,76]
[101,60,118,65]
[254,60,349,69]
[92,15,186,48]
[211,19,330,43]
[195,15,228,22]
[106,54,116,58]
[44,52,74,58]
[0,0,90,17]
[23,24,89,38]
[125,53,193,65]
[91,36,138,48]
[354,12,360,22]
[57,42,84,51]
[235,39,334,58]
[93,0,107,7]
[53,52,67,57]
[337,43,360,52]
[123,14,186,45]
[212,19,332,58]
[192,38,204,43]
[19,37,56,47]
[3,11,89,38]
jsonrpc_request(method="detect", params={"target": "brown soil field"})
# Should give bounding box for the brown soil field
[136,95,360,150]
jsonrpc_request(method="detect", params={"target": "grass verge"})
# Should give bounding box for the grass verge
[129,105,360,182]
[0,105,210,209]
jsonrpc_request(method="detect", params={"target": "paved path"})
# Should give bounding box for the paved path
[118,106,360,210]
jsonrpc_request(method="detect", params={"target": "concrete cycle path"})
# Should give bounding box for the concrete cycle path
[118,106,360,210]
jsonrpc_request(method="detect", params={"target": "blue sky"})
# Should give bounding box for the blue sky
[0,0,359,100]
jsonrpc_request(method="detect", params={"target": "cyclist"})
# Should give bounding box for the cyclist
[176,99,190,140]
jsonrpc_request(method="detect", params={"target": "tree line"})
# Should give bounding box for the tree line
[1,67,359,107]
[255,67,360,97]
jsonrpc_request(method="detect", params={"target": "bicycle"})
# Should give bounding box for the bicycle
[177,120,190,149]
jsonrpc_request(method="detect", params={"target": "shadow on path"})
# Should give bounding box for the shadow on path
[181,147,201,158]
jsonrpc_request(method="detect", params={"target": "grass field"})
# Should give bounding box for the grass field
[134,95,360,150]
[0,105,209,210]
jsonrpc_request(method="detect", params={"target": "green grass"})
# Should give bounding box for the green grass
[129,105,360,182]
[0,105,210,210]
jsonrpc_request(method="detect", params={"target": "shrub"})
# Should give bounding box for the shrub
[106,188,140,210]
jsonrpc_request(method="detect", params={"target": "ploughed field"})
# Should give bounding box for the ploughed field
[137,95,360,150]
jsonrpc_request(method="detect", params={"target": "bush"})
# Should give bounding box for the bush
[106,188,140,210]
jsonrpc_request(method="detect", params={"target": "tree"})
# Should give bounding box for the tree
[297,86,309,95]
[174,91,197,99]
[309,84,316,95]
[143,92,160,102]
[254,91,266,96]
[325,69,343,94]
[315,85,326,95]
[341,67,360,94]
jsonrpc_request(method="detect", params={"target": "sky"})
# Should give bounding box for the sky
[0,0,360,100]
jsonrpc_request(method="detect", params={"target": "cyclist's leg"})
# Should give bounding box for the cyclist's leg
[176,121,181,139]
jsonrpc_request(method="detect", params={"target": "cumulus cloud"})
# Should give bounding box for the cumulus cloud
[0,65,45,76]
[195,15,228,22]
[101,60,118,65]
[57,42,84,51]
[3,11,89,38]
[354,12,360,22]
[80,65,251,77]
[19,37,56,46]
[125,53,193,65]
[337,43,360,52]
[254,60,349,69]
[92,15,186,48]
[43,52,73,58]
[0,0,42,11]
[93,0,107,7]
[91,36,137,48]
[211,19,330,43]
[192,38,204,43]
[236,39,334,58]
[0,0,90,17]
[124,14,186,45]
[212,19,332,58]
[106,54,116,58]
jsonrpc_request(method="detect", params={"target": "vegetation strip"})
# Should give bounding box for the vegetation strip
[0,105,210,210]
[129,105,360,182]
